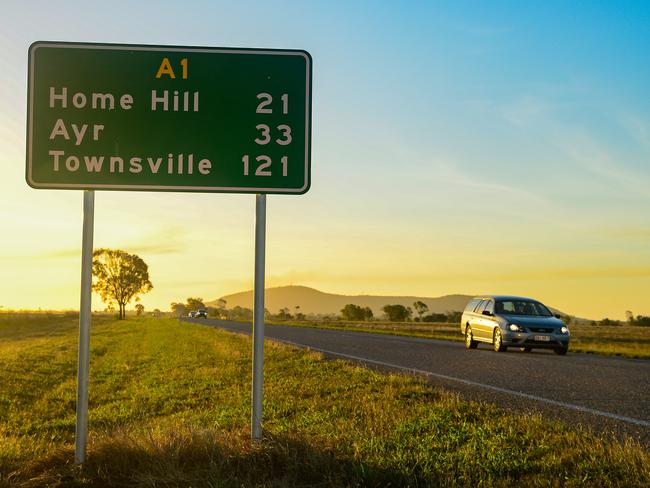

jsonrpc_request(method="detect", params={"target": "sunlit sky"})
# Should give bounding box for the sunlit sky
[1,1,649,319]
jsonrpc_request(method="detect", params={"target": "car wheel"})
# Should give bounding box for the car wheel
[554,346,568,355]
[520,347,532,353]
[493,328,507,352]
[465,326,478,349]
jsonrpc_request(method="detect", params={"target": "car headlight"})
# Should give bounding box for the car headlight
[508,323,524,332]
[559,326,570,335]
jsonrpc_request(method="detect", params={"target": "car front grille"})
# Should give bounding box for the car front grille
[528,327,554,333]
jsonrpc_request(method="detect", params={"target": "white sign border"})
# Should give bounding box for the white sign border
[27,41,312,194]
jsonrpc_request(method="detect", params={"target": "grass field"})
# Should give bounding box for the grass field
[268,319,650,359]
[1,314,649,487]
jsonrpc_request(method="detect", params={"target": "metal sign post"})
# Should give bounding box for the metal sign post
[75,189,94,464]
[251,193,266,439]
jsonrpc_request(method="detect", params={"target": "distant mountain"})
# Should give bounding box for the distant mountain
[206,285,473,316]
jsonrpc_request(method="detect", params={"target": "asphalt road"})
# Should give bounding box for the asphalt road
[191,318,650,447]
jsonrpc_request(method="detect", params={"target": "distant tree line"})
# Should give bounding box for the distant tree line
[169,298,245,320]
[380,303,461,323]
[335,302,461,323]
[625,311,650,327]
[170,297,207,317]
[165,298,472,325]
[583,312,650,327]
[169,298,307,322]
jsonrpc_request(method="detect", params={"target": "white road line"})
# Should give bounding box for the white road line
[273,337,650,429]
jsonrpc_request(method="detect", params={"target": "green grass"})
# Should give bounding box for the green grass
[267,319,650,359]
[1,314,648,487]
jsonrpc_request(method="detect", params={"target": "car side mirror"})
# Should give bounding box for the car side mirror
[482,310,492,316]
[554,314,561,319]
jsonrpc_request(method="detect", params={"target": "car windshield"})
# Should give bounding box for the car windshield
[495,300,552,317]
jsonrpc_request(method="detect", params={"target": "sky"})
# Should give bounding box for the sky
[1,1,649,320]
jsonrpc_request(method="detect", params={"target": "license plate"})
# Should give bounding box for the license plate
[534,335,550,342]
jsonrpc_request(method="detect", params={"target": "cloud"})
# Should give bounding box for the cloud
[618,112,650,152]
[40,248,79,259]
[0,225,188,263]
[124,243,183,255]
[99,225,187,256]
[463,89,650,194]
[501,95,556,126]
[553,130,650,198]
[483,92,650,199]
[604,226,650,241]
[427,160,553,209]
[0,248,79,261]
[499,266,650,281]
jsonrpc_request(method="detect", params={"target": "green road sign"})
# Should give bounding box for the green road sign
[27,42,312,194]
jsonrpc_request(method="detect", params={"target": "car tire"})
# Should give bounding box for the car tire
[554,346,568,355]
[465,326,478,349]
[493,328,507,352]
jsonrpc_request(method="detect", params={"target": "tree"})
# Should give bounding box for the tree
[413,301,429,321]
[340,304,374,321]
[599,318,621,326]
[341,304,365,321]
[635,315,650,327]
[171,302,187,317]
[422,313,447,323]
[205,299,228,319]
[362,307,374,321]
[135,304,144,316]
[382,304,412,322]
[92,249,153,320]
[228,306,253,321]
[276,307,292,320]
[626,311,635,324]
[186,297,205,311]
[445,310,462,323]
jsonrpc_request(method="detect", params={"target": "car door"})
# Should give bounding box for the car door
[472,299,489,340]
[482,299,497,339]
[461,298,481,334]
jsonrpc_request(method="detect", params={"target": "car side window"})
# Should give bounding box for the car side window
[475,300,488,314]
[484,300,495,314]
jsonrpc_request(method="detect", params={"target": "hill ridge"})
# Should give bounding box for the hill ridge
[206,285,473,316]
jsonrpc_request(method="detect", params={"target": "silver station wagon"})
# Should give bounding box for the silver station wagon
[460,295,570,354]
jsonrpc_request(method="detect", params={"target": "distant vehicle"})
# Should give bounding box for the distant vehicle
[196,309,208,318]
[188,311,197,318]
[460,296,570,355]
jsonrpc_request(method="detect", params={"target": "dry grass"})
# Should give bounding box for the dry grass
[566,323,650,358]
